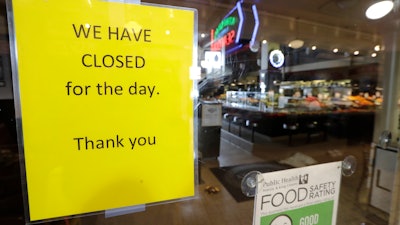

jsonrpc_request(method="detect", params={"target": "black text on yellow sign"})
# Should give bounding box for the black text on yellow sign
[11,0,195,221]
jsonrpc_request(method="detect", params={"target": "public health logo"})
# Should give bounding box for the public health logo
[299,174,309,184]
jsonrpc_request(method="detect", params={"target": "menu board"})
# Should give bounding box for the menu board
[9,0,196,221]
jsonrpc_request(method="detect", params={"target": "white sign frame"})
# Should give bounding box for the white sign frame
[253,162,342,225]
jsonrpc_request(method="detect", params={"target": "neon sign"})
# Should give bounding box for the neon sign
[214,16,238,39]
[211,29,235,51]
[210,0,259,54]
[250,4,259,49]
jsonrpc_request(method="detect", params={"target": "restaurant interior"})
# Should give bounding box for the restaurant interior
[2,0,400,224]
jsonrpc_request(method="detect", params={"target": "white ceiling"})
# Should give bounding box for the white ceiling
[145,0,400,54]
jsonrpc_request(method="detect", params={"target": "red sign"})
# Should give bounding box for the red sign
[210,29,236,51]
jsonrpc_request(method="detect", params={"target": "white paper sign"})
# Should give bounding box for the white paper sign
[253,161,342,225]
[201,103,222,127]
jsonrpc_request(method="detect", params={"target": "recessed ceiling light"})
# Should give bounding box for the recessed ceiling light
[354,50,360,55]
[371,52,377,57]
[311,45,317,50]
[333,48,339,53]
[366,0,394,20]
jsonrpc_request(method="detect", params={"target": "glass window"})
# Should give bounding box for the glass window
[1,1,399,224]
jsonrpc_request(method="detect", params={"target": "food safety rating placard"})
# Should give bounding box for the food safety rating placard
[253,162,342,225]
[9,0,196,221]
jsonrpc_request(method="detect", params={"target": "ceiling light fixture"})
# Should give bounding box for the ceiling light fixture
[288,39,304,49]
[365,0,394,20]
[288,18,304,49]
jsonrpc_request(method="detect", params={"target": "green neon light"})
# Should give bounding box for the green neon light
[215,16,238,38]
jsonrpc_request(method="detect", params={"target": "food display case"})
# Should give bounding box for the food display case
[225,91,264,109]
[224,79,382,112]
[276,79,353,108]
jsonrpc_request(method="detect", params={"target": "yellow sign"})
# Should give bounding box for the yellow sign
[11,0,196,221]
